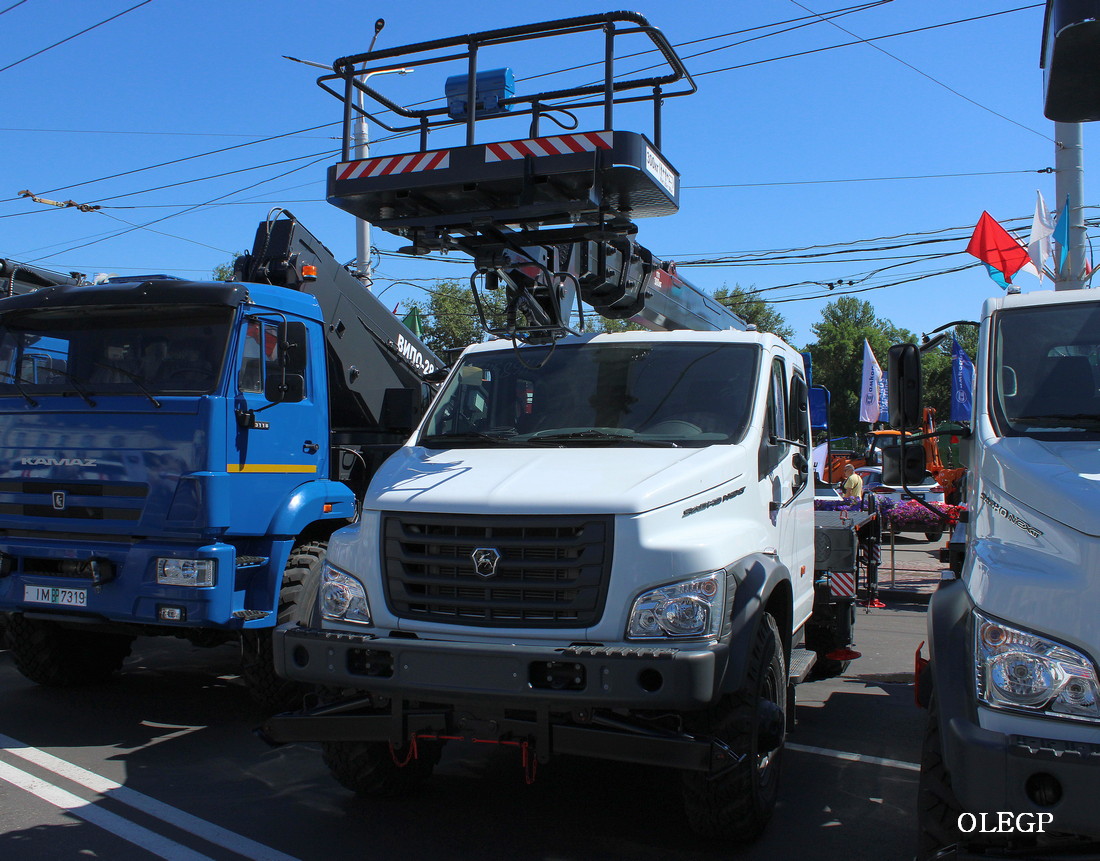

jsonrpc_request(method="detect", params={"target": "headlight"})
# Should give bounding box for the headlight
[974,610,1100,721]
[319,561,372,625]
[156,558,215,587]
[627,572,724,640]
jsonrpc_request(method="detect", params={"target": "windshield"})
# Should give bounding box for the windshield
[421,341,760,448]
[0,305,233,399]
[992,302,1100,439]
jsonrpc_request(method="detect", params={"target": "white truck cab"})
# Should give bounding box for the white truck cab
[916,290,1100,858]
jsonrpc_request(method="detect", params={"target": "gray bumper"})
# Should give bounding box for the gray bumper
[273,622,726,710]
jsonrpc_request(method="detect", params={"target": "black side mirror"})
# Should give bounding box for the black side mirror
[265,373,304,404]
[888,343,922,429]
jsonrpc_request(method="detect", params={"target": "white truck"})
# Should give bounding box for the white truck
[905,290,1100,859]
[259,13,875,842]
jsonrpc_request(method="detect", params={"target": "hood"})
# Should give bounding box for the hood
[993,436,1100,537]
[369,444,747,515]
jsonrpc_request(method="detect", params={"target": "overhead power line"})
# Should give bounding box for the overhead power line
[0,0,155,74]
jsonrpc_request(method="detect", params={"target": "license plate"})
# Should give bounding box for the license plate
[24,585,87,608]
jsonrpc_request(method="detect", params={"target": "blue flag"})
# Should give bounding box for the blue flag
[1052,195,1070,274]
[951,334,974,422]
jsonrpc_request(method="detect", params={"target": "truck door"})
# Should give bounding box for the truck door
[227,318,322,497]
[759,357,815,619]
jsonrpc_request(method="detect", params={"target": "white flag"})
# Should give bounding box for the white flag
[1028,190,1054,283]
[859,339,885,424]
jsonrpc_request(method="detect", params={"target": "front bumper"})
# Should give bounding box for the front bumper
[273,622,727,710]
[264,623,747,774]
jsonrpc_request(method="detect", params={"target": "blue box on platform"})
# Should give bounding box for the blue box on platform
[445,68,515,120]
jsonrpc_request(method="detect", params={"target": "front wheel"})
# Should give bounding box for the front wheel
[239,540,326,712]
[5,614,133,687]
[681,612,787,842]
[916,693,967,859]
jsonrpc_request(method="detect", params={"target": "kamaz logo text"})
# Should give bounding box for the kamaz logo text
[395,334,437,376]
[21,457,97,467]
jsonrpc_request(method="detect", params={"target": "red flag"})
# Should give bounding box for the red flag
[966,211,1031,282]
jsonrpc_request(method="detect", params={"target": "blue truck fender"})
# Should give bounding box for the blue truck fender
[266,479,357,539]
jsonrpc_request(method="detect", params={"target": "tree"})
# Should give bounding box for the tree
[408,281,508,358]
[212,252,247,282]
[803,297,916,440]
[713,286,795,342]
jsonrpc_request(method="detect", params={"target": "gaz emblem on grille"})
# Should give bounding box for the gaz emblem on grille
[52,491,66,511]
[471,547,502,578]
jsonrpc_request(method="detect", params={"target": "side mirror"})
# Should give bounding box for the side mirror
[1041,0,1100,121]
[888,343,922,429]
[265,373,304,404]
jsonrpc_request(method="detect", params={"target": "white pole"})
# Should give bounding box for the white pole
[352,67,412,290]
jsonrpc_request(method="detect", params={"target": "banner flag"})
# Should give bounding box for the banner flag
[966,211,1031,287]
[1028,190,1054,283]
[859,339,887,424]
[950,334,974,422]
[1052,195,1071,274]
[401,307,424,337]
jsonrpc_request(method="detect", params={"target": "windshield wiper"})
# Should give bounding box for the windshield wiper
[92,361,162,408]
[529,429,635,443]
[46,368,96,407]
[1011,413,1100,429]
[420,432,519,447]
[0,371,38,407]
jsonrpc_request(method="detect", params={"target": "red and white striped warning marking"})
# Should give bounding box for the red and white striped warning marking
[336,150,450,181]
[830,571,856,598]
[485,131,613,162]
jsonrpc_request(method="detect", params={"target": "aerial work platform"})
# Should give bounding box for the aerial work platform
[314,12,696,254]
[327,129,679,248]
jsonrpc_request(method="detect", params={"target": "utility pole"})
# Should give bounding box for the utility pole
[1054,121,1087,290]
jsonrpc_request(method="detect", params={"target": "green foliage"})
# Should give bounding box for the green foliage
[713,286,795,342]
[407,281,508,356]
[803,297,916,439]
[212,252,247,282]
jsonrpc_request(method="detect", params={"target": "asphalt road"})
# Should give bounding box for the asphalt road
[0,600,930,861]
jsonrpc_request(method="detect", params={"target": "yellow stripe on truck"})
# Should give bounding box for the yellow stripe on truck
[226,464,318,474]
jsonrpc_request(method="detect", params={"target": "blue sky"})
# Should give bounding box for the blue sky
[1,1,1091,347]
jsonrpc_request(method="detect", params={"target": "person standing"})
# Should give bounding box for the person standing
[841,464,863,499]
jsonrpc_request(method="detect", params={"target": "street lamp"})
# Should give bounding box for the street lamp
[353,64,412,288]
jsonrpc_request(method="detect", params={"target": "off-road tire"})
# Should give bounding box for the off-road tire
[5,614,133,686]
[681,612,787,842]
[916,693,967,860]
[322,738,442,797]
[240,540,326,712]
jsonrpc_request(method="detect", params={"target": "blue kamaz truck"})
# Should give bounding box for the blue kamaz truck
[0,213,442,708]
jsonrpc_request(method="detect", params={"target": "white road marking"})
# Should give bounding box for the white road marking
[0,732,300,860]
[787,741,920,772]
[0,760,212,861]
